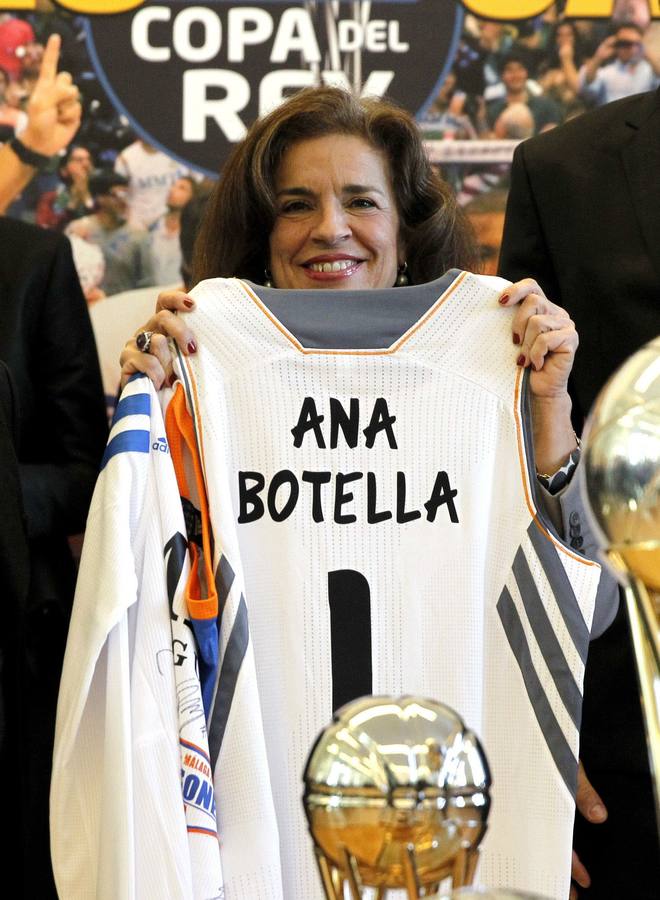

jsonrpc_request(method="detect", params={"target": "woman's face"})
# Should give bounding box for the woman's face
[556,24,574,46]
[269,133,402,291]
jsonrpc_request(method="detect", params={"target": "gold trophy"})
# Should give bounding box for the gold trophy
[581,335,660,827]
[302,695,491,899]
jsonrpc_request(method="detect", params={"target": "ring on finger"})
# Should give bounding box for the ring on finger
[136,330,154,353]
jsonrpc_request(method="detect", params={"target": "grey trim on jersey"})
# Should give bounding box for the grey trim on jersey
[520,372,618,639]
[216,553,235,621]
[497,587,578,797]
[244,270,461,349]
[208,592,249,762]
[512,545,583,727]
[527,524,590,664]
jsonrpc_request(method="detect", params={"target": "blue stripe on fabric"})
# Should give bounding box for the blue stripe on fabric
[190,616,220,720]
[527,523,590,664]
[497,586,578,797]
[208,595,249,762]
[100,429,150,471]
[512,547,583,728]
[112,392,150,425]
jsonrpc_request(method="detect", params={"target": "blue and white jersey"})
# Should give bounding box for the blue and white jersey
[51,376,222,900]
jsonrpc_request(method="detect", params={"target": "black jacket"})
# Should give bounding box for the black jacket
[500,88,660,423]
[0,217,107,896]
[499,92,660,899]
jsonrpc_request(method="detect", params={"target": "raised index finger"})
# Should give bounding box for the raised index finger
[39,33,61,83]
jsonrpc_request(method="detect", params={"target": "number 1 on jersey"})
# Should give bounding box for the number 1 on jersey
[328,569,373,712]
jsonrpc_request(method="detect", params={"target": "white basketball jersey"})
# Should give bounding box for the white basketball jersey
[174,271,602,900]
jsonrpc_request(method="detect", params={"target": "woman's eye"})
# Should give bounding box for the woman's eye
[280,200,311,214]
[349,197,377,209]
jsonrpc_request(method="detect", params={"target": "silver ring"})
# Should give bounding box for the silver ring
[136,330,154,353]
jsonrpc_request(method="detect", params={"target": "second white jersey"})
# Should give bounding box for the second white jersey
[177,271,602,900]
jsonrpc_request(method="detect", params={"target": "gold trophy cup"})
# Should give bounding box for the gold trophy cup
[302,695,491,899]
[581,335,660,827]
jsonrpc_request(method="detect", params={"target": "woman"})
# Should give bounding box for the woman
[59,88,613,900]
[121,87,576,481]
[538,20,587,111]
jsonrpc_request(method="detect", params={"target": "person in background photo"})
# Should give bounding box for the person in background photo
[149,174,197,286]
[35,143,93,230]
[538,20,587,111]
[0,63,26,138]
[114,137,195,230]
[579,20,659,105]
[486,50,562,134]
[0,13,34,82]
[67,169,154,296]
[464,189,508,276]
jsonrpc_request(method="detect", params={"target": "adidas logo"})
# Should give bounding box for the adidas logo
[152,436,170,454]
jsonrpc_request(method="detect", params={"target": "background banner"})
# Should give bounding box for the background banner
[1,1,659,285]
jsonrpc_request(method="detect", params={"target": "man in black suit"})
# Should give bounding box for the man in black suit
[0,32,108,895]
[0,217,108,897]
[500,88,660,899]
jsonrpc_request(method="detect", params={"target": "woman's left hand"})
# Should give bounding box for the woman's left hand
[497,278,577,400]
[497,278,578,476]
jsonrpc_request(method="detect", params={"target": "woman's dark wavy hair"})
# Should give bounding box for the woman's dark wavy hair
[193,87,478,286]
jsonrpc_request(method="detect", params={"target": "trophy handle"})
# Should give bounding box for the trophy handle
[341,846,363,900]
[464,847,480,886]
[314,848,342,900]
[403,845,422,899]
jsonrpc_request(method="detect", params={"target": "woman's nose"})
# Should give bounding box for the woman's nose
[311,200,351,245]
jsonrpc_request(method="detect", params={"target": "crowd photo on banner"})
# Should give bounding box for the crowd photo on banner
[1,1,659,899]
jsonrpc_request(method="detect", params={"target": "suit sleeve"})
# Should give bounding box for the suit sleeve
[19,234,108,539]
[498,141,562,304]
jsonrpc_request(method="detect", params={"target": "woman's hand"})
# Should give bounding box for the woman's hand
[498,278,577,399]
[119,290,197,389]
[498,279,577,475]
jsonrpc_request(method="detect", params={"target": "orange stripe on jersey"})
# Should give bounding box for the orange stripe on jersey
[166,385,218,619]
[238,270,468,356]
[166,385,191,498]
[513,367,597,568]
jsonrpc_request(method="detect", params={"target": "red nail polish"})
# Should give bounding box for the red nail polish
[499,293,510,305]
[517,354,525,367]
[513,333,520,345]
[183,299,194,309]
[187,340,197,354]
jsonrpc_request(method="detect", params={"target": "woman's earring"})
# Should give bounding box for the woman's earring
[264,268,274,288]
[395,262,409,287]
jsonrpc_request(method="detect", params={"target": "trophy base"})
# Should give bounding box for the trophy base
[314,844,480,899]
